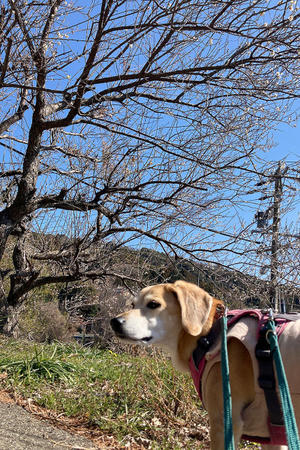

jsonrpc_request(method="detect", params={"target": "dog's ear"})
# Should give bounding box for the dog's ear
[168,280,212,336]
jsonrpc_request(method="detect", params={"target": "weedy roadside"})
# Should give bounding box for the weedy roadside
[0,336,259,449]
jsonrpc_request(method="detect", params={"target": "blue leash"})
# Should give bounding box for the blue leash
[265,315,300,450]
[221,313,235,450]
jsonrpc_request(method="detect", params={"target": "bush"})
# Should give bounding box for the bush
[18,301,74,343]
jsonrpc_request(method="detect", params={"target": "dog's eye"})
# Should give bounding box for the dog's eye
[147,301,160,309]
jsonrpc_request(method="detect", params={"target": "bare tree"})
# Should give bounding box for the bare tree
[0,0,299,329]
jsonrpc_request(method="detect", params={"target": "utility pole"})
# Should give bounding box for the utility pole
[253,161,300,312]
[269,163,283,313]
[254,162,286,312]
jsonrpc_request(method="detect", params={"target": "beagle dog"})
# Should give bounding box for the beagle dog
[111,280,300,450]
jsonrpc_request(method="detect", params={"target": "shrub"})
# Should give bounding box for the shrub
[18,301,74,343]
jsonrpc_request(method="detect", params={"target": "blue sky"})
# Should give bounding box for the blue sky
[255,116,299,227]
[270,121,299,161]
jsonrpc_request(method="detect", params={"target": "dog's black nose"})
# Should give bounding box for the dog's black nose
[110,317,124,334]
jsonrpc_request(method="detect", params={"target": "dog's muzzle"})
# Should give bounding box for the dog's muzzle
[110,316,152,342]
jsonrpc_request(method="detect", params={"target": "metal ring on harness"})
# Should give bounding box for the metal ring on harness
[265,328,276,344]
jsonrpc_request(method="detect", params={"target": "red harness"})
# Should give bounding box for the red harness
[189,309,294,445]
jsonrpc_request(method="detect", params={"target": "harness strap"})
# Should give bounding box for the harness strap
[192,318,222,368]
[255,322,284,426]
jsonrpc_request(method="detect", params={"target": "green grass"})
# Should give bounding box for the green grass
[0,346,77,382]
[0,336,259,448]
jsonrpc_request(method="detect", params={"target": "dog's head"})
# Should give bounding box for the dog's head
[110,280,214,354]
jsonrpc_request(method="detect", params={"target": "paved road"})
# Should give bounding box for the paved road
[0,400,97,450]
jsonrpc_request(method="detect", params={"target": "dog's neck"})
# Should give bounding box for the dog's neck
[174,297,225,372]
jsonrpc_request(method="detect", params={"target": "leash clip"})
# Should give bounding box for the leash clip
[268,308,274,321]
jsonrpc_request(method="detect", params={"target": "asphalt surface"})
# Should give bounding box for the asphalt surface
[0,400,97,450]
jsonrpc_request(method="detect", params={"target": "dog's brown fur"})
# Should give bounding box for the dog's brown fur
[111,280,291,449]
